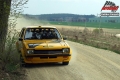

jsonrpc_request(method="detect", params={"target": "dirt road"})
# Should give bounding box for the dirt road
[25,41,120,80]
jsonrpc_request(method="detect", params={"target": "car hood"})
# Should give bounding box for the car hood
[23,39,69,50]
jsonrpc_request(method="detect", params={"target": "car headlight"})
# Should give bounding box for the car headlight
[62,48,70,54]
[27,50,34,54]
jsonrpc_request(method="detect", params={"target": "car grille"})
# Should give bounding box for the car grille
[34,50,63,54]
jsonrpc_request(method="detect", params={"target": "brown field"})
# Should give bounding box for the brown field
[53,25,120,54]
[53,25,120,34]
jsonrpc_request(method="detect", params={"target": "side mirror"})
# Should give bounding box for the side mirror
[19,38,23,41]
[63,37,67,40]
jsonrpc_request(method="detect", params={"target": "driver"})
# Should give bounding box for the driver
[35,29,42,39]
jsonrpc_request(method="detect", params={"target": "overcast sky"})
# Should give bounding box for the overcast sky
[23,0,120,15]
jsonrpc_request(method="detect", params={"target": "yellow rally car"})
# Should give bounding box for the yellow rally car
[16,26,72,66]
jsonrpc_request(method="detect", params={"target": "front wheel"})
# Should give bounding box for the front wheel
[62,62,69,65]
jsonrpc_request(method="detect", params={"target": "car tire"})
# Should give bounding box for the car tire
[62,62,69,65]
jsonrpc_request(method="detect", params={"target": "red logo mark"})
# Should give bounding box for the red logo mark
[102,6,119,11]
[101,1,119,12]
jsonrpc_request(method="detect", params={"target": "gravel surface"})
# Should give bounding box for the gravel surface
[25,41,120,80]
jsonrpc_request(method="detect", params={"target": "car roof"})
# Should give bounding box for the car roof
[22,26,56,29]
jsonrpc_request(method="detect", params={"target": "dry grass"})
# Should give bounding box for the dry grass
[0,28,26,80]
[57,27,120,54]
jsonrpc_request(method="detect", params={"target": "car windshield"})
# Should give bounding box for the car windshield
[24,28,61,40]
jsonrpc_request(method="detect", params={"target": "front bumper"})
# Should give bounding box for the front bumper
[23,54,71,64]
[25,53,71,57]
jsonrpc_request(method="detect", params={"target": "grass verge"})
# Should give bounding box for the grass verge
[58,27,120,54]
[0,28,26,80]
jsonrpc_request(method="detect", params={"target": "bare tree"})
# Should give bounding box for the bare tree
[0,0,28,71]
[0,0,28,54]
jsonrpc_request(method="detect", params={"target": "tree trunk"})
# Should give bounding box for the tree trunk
[0,0,12,54]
